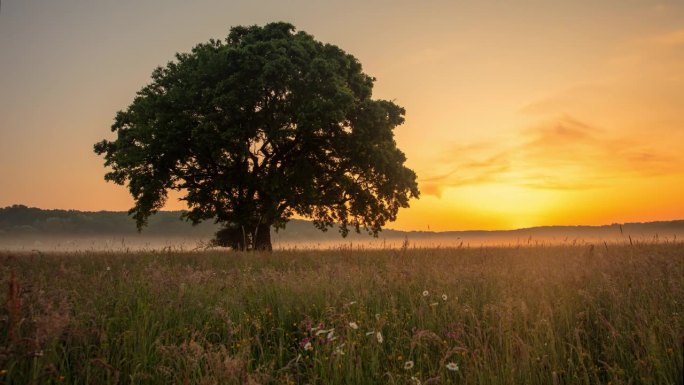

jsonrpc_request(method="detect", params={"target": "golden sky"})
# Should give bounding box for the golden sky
[1,1,683,231]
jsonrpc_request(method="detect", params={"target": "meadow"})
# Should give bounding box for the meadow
[1,242,682,384]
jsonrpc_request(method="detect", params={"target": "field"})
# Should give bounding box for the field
[1,243,682,384]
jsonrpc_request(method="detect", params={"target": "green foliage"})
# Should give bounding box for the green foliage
[94,22,419,250]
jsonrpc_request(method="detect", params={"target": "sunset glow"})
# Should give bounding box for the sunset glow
[1,1,682,231]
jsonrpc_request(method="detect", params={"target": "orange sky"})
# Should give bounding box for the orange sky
[1,1,683,231]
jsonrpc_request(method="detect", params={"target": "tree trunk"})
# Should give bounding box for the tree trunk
[253,223,272,251]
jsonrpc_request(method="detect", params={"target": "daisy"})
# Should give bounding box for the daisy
[446,362,459,371]
[422,290,429,297]
[404,360,414,370]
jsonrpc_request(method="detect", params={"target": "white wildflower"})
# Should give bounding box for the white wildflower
[376,331,383,344]
[446,362,459,371]
[304,341,313,351]
[422,290,429,297]
[442,294,448,301]
[348,321,359,330]
[404,360,414,370]
[411,376,421,385]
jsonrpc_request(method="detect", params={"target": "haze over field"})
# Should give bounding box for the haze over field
[1,1,683,232]
[2,206,683,251]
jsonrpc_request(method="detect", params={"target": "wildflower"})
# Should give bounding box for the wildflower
[404,360,414,370]
[348,321,359,330]
[422,290,429,297]
[446,362,459,371]
[300,337,312,350]
[106,266,111,271]
[376,331,384,344]
[410,376,421,385]
[442,294,448,301]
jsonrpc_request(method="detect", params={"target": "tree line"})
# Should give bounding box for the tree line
[0,205,216,236]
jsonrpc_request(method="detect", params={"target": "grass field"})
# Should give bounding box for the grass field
[1,242,682,384]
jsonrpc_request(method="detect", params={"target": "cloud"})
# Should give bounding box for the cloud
[418,143,512,197]
[419,116,681,196]
[419,26,684,197]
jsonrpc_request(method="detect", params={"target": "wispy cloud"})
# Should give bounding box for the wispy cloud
[419,116,680,196]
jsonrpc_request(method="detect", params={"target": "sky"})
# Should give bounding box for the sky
[1,0,683,231]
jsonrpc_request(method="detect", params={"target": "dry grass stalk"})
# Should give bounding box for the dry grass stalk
[6,270,21,345]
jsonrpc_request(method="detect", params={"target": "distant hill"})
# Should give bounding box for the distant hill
[0,204,217,236]
[1,205,683,250]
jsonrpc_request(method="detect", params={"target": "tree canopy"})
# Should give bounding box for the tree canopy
[94,22,419,250]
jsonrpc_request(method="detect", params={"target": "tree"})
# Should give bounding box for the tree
[94,22,419,251]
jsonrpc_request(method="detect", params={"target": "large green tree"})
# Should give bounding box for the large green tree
[94,22,419,251]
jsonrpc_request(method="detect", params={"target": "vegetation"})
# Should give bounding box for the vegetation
[0,205,217,236]
[1,243,682,384]
[4,205,683,246]
[93,22,419,251]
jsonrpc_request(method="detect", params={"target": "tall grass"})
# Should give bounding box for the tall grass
[1,243,682,384]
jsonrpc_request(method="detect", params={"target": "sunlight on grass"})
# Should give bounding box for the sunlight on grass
[1,243,682,384]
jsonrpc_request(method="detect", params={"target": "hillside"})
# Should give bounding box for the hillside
[1,205,683,250]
